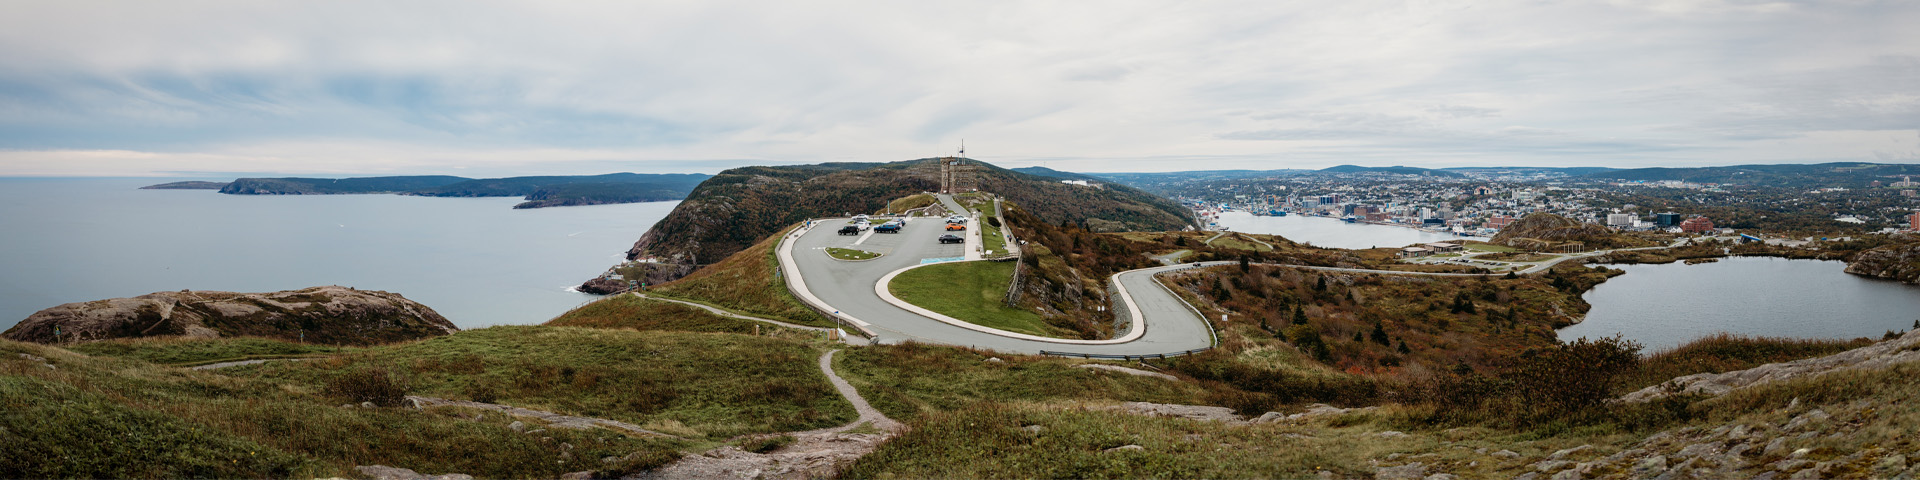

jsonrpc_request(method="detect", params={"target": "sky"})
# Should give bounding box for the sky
[1,0,1917,176]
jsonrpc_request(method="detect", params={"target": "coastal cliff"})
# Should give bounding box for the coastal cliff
[2,286,457,346]
[1844,239,1920,284]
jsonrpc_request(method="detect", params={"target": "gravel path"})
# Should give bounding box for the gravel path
[406,396,682,438]
[808,349,900,434]
[630,293,867,344]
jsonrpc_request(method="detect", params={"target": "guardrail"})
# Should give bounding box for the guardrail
[1037,348,1212,361]
[777,219,880,341]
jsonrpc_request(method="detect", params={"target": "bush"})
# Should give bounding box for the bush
[324,367,408,406]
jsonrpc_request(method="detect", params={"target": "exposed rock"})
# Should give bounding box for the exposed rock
[508,421,527,433]
[1254,403,1379,424]
[1549,445,1592,460]
[1075,363,1175,380]
[1377,431,1411,439]
[2,286,456,346]
[986,357,1004,363]
[631,431,900,480]
[1104,444,1146,453]
[1374,461,1426,480]
[1624,329,1920,402]
[1425,474,1459,480]
[1844,240,1920,284]
[354,465,473,480]
[360,401,376,409]
[578,277,630,295]
[1106,402,1245,424]
[1492,450,1523,459]
[1783,409,1830,432]
[1632,455,1669,477]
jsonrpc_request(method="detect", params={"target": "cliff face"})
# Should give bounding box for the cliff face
[1844,240,1920,284]
[2,286,457,346]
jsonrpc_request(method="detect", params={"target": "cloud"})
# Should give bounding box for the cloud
[0,0,1916,175]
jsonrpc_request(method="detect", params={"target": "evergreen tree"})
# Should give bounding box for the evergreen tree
[1292,306,1307,326]
[1240,256,1251,273]
[1397,340,1412,354]
[1370,322,1391,345]
[1315,275,1327,291]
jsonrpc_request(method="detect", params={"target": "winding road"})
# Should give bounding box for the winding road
[779,194,1686,356]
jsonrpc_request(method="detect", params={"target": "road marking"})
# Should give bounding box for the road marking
[853,229,876,245]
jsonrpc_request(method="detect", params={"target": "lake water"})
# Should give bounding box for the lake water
[0,178,672,331]
[1210,211,1484,249]
[1560,257,1920,352]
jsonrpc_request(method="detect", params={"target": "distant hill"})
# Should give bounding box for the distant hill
[1009,166,1103,182]
[1318,165,1466,177]
[219,176,471,194]
[1440,166,1618,176]
[1577,162,1920,187]
[621,159,1193,283]
[139,181,230,190]
[212,173,711,208]
[1091,169,1309,185]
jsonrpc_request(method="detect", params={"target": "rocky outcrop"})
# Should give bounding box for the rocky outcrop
[2,286,457,346]
[1844,241,1920,284]
[1624,329,1920,403]
[139,181,230,190]
[578,277,629,295]
[1491,213,1647,250]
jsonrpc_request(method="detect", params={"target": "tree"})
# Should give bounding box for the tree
[1314,275,1327,291]
[1240,255,1251,273]
[1370,322,1391,345]
[1175,236,1189,247]
[1504,271,1519,280]
[1292,306,1308,326]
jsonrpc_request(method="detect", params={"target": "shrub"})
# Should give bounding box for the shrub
[324,367,408,406]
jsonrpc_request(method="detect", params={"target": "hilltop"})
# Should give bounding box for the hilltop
[618,159,1191,283]
[1490,212,1654,251]
[2,286,456,346]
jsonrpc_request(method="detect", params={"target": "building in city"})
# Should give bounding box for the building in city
[1607,213,1636,227]
[1681,216,1715,234]
[1655,212,1682,228]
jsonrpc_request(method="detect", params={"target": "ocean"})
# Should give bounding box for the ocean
[0,177,674,331]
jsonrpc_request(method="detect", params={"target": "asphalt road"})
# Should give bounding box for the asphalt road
[784,196,1216,356]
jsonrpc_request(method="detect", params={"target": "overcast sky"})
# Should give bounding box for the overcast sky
[2,0,1917,176]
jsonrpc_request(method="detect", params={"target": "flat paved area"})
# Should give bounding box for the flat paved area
[786,202,1215,356]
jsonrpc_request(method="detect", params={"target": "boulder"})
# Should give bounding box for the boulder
[3,286,456,346]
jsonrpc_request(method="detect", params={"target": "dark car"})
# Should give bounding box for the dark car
[838,225,860,235]
[938,234,963,244]
[874,224,902,233]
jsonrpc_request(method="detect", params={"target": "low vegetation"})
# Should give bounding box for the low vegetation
[639,225,835,328]
[233,326,855,440]
[67,336,345,366]
[826,247,882,261]
[891,261,1067,338]
[835,343,1215,420]
[547,294,820,340]
[0,337,690,479]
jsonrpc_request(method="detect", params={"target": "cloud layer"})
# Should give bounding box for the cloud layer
[1,0,1916,175]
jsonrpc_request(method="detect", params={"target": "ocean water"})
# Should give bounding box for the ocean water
[1560,257,1920,352]
[0,177,673,331]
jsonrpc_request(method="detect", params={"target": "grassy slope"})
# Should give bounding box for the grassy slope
[1,338,688,479]
[67,336,346,366]
[645,224,835,328]
[891,261,1067,338]
[234,326,854,440]
[835,343,1215,421]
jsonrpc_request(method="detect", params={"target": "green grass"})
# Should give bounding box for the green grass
[233,326,855,440]
[826,247,882,260]
[66,336,346,366]
[836,343,1214,420]
[651,223,836,328]
[889,261,1066,338]
[547,294,824,342]
[1463,243,1518,253]
[1,337,691,479]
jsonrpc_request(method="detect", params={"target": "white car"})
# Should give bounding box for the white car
[945,215,967,224]
[852,214,870,222]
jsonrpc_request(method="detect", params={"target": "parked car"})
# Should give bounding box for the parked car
[852,214,870,222]
[838,226,859,235]
[945,215,967,224]
[874,224,901,233]
[938,234,963,244]
[945,223,965,231]
[855,221,871,231]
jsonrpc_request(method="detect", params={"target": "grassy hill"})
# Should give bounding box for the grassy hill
[619,159,1192,282]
